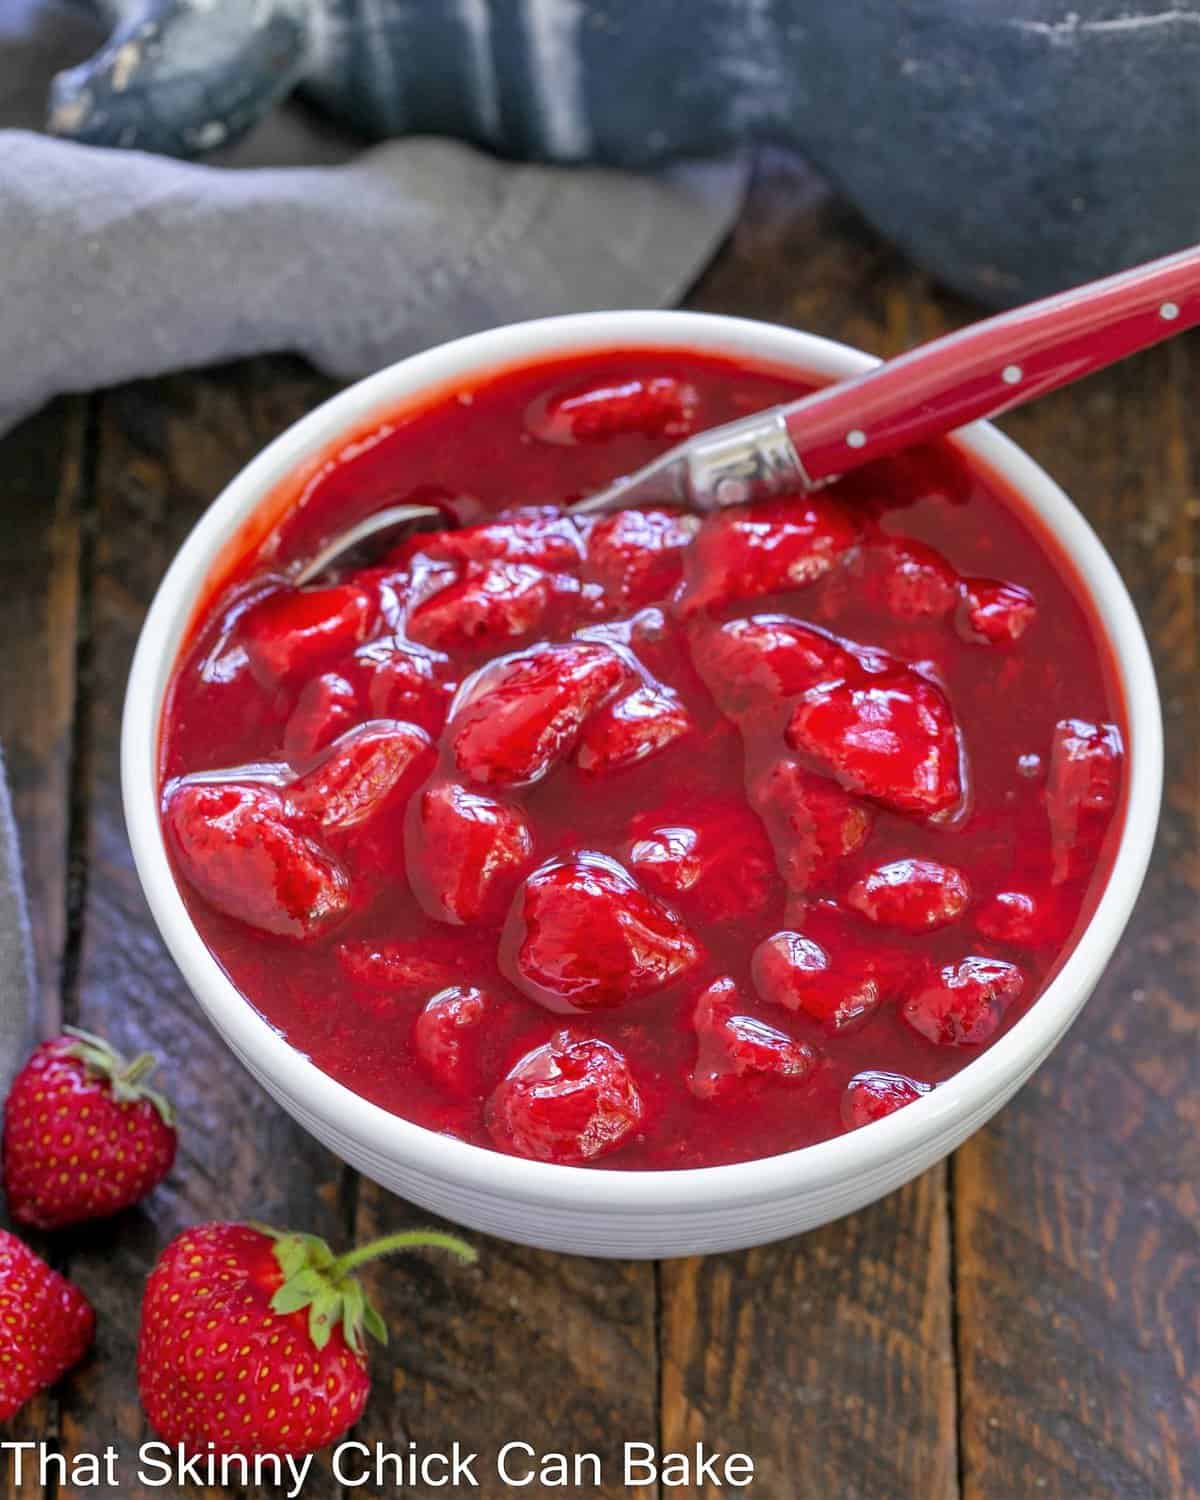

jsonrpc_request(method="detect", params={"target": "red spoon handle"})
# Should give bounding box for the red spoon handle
[783,243,1200,485]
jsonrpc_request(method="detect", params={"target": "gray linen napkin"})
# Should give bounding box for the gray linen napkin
[0,1,747,437]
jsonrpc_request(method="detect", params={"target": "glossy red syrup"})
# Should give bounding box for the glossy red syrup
[159,350,1127,1169]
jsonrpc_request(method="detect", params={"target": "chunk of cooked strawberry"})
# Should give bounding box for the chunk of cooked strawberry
[901,956,1025,1046]
[688,976,818,1101]
[502,852,701,1013]
[841,1070,932,1129]
[851,536,961,620]
[407,562,563,651]
[690,615,855,726]
[750,928,880,1033]
[847,857,971,932]
[486,1030,644,1163]
[749,759,873,891]
[413,986,491,1096]
[626,798,777,923]
[786,665,962,817]
[165,781,350,940]
[789,896,924,1007]
[679,496,859,616]
[1045,718,1124,883]
[533,376,699,444]
[334,938,464,1006]
[975,888,1060,946]
[290,720,433,832]
[583,508,697,608]
[351,637,453,735]
[449,641,624,787]
[406,780,534,926]
[958,577,1037,643]
[750,929,830,1007]
[574,681,692,775]
[283,673,360,759]
[241,584,373,687]
[394,507,584,571]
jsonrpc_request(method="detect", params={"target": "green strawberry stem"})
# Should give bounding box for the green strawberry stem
[61,1025,176,1127]
[331,1229,476,1278]
[263,1225,477,1356]
[119,1053,159,1089]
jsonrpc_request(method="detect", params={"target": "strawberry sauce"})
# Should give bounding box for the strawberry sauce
[159,350,1127,1169]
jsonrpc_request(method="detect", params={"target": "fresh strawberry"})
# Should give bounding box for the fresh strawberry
[502,852,701,1013]
[841,1071,932,1129]
[4,1029,176,1229]
[679,496,858,616]
[687,977,819,1101]
[290,720,433,833]
[958,577,1037,643]
[165,781,351,940]
[449,641,624,786]
[532,375,699,444]
[406,780,534,926]
[625,798,776,923]
[573,681,692,775]
[846,857,971,932]
[749,758,873,892]
[786,664,963,817]
[1045,718,1124,883]
[413,986,492,1096]
[283,673,360,760]
[486,1031,644,1163]
[241,584,374,687]
[138,1221,474,1459]
[582,508,696,607]
[902,956,1025,1046]
[0,1231,94,1419]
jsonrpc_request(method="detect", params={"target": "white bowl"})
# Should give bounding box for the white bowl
[122,312,1162,1258]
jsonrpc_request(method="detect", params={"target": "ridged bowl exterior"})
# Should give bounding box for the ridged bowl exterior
[122,313,1161,1258]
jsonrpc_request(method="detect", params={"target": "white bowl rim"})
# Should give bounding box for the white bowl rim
[122,309,1163,1215]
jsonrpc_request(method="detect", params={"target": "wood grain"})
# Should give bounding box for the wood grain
[349,1182,658,1499]
[0,397,85,1031]
[0,397,86,1498]
[659,1175,959,1500]
[953,346,1200,1499]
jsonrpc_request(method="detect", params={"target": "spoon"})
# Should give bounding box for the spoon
[297,242,1200,584]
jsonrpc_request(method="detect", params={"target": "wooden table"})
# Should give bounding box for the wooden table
[0,153,1195,1500]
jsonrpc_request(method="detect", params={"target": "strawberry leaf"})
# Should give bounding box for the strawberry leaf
[270,1267,328,1314]
[362,1299,389,1348]
[263,1224,476,1360]
[306,1287,342,1352]
[62,1026,176,1127]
